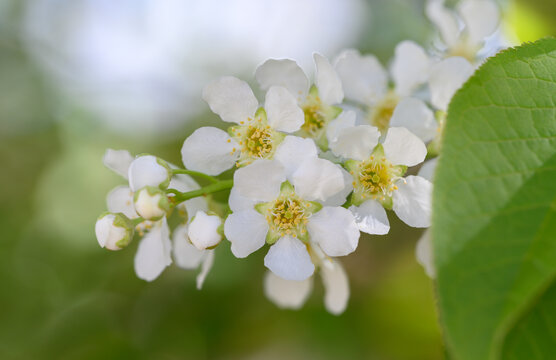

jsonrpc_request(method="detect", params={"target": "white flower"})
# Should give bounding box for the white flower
[95,212,134,251]
[181,76,304,175]
[334,46,437,142]
[224,147,359,281]
[128,155,172,192]
[172,223,215,289]
[341,127,432,231]
[133,186,170,221]
[188,211,222,250]
[428,56,474,111]
[255,54,344,148]
[426,0,500,62]
[264,257,349,315]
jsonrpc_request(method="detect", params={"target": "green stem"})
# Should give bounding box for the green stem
[172,168,219,183]
[132,217,145,226]
[168,179,233,203]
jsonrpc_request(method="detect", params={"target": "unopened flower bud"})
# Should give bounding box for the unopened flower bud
[188,211,222,250]
[133,186,170,220]
[128,155,172,192]
[95,212,134,251]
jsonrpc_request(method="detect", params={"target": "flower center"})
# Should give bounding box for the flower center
[256,182,322,243]
[267,197,310,238]
[357,155,396,198]
[229,110,282,167]
[301,100,326,136]
[369,92,398,133]
[346,145,406,207]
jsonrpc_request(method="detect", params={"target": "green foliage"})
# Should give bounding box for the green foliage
[433,38,556,360]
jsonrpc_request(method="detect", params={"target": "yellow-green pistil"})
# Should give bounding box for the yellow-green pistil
[298,86,342,149]
[256,182,322,244]
[228,108,284,167]
[368,91,399,133]
[346,145,406,209]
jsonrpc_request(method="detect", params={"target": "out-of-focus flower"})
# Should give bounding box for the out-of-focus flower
[428,56,474,112]
[264,257,349,315]
[173,222,215,290]
[334,46,438,142]
[255,54,344,148]
[426,0,500,62]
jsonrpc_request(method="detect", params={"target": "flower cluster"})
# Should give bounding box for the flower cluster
[94,0,502,314]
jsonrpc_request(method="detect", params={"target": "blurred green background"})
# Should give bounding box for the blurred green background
[0,0,553,359]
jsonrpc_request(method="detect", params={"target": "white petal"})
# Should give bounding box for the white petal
[134,219,172,282]
[349,199,390,235]
[330,125,380,161]
[103,149,134,179]
[202,76,258,124]
[416,229,436,278]
[107,185,138,219]
[458,0,499,45]
[168,173,200,192]
[188,211,222,250]
[426,0,460,47]
[291,158,344,202]
[255,59,309,102]
[224,209,268,258]
[314,53,343,105]
[169,174,209,217]
[274,136,318,179]
[263,271,313,310]
[393,176,432,228]
[429,57,474,111]
[321,260,350,315]
[391,41,430,97]
[172,224,204,269]
[128,155,171,192]
[326,110,357,144]
[389,97,438,143]
[319,166,353,207]
[307,207,359,257]
[196,250,214,289]
[181,127,239,176]
[334,49,387,104]
[418,158,438,182]
[382,127,427,167]
[264,236,315,281]
[265,86,304,133]
[228,186,259,212]
[233,160,286,202]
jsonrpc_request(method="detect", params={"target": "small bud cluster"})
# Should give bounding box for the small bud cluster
[93,0,502,313]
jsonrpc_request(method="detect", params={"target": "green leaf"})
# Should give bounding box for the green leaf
[432,38,556,360]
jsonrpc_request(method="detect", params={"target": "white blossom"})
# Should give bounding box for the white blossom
[426,0,500,62]
[181,76,305,175]
[255,54,344,148]
[342,127,432,231]
[334,46,437,142]
[224,147,359,281]
[264,257,349,315]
